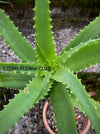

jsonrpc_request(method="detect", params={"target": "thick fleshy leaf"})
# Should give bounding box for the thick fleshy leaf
[0,76,43,134]
[0,9,36,63]
[57,38,100,72]
[0,62,38,74]
[34,0,56,66]
[0,70,54,134]
[52,68,100,134]
[70,92,100,118]
[60,15,100,53]
[50,82,77,134]
[0,72,34,89]
[37,72,52,101]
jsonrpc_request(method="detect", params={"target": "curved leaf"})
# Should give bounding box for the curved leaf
[0,72,34,89]
[50,82,77,134]
[70,92,100,118]
[57,38,100,72]
[52,68,100,134]
[0,9,36,63]
[0,62,38,74]
[0,71,53,134]
[34,0,56,66]
[0,76,46,134]
[60,15,100,53]
[37,72,53,101]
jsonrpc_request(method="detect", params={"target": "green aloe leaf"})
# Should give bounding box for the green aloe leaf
[70,92,84,112]
[70,92,100,117]
[37,72,53,101]
[50,82,77,134]
[0,62,38,74]
[60,15,100,53]
[0,72,34,89]
[57,38,100,72]
[52,68,100,134]
[34,0,56,66]
[0,9,36,63]
[0,75,51,134]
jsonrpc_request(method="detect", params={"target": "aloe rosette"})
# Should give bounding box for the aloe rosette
[0,0,100,134]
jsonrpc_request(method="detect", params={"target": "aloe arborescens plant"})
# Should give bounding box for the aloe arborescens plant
[0,0,100,134]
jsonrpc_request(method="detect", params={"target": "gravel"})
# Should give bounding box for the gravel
[0,5,99,134]
[8,100,49,134]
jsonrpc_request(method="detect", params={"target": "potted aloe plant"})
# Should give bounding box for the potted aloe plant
[0,0,100,133]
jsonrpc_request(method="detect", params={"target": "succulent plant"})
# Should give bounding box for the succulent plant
[0,0,100,133]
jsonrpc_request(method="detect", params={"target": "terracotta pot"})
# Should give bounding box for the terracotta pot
[43,92,97,134]
[43,101,55,134]
[43,101,91,134]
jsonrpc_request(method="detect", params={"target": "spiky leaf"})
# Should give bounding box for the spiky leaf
[0,62,38,74]
[34,0,56,65]
[52,68,100,134]
[61,15,100,53]
[0,9,36,63]
[37,72,52,101]
[58,38,100,72]
[0,72,34,89]
[50,82,77,134]
[0,74,52,134]
[70,92,100,117]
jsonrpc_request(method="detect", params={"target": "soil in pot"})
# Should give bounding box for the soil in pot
[44,101,96,134]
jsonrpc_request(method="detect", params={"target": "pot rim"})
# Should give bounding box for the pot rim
[43,101,91,134]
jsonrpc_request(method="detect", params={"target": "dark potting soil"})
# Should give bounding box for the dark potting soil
[0,87,19,111]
